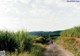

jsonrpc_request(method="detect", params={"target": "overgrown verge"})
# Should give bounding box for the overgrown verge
[55,26,80,56]
[0,30,45,56]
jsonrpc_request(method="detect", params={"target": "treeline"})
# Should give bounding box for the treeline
[29,31,61,44]
[29,31,61,37]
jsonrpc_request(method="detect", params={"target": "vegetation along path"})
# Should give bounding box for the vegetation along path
[44,43,74,56]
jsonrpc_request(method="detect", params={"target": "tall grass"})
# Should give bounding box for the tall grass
[56,26,80,56]
[0,30,38,52]
[0,30,45,56]
[30,45,45,56]
[0,31,18,52]
[60,26,80,38]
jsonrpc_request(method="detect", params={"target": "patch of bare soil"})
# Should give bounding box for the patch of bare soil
[44,43,74,56]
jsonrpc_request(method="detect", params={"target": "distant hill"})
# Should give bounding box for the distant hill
[28,30,62,37]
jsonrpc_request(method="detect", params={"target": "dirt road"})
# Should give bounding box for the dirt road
[44,43,74,56]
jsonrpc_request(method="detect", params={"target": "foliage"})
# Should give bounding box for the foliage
[60,26,80,38]
[6,44,45,56]
[29,31,61,44]
[0,30,38,53]
[30,45,45,56]
[0,31,18,52]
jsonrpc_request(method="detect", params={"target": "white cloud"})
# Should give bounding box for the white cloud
[20,0,31,4]
[44,0,53,5]
[0,0,80,31]
[29,8,51,17]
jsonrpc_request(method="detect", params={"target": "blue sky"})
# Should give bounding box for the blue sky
[0,0,80,31]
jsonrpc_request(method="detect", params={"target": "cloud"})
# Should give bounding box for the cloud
[19,0,31,4]
[0,0,80,31]
[0,0,80,18]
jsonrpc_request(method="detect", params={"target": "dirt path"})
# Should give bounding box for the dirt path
[44,43,74,56]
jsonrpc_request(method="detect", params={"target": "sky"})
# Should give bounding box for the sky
[0,0,80,31]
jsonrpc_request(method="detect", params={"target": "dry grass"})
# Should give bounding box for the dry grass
[55,37,80,56]
[6,51,30,56]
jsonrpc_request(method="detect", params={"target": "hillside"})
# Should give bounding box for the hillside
[55,26,80,56]
[29,31,62,37]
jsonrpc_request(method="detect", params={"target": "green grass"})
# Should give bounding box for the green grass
[60,26,80,38]
[0,30,45,56]
[30,45,45,56]
[6,44,45,56]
